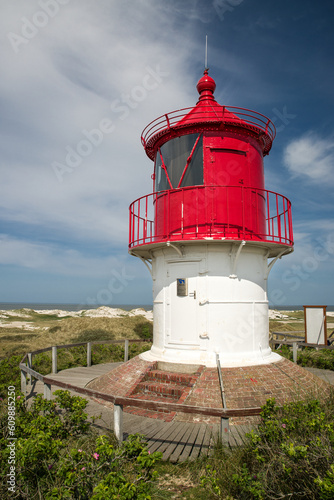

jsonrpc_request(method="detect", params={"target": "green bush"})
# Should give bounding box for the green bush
[0,390,162,499]
[297,348,334,370]
[275,345,334,370]
[201,394,334,499]
[0,355,21,398]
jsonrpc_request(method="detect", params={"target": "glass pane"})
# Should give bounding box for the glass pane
[161,135,192,188]
[155,133,203,191]
[154,150,169,191]
[180,135,203,187]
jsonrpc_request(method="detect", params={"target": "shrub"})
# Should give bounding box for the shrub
[0,355,21,398]
[275,345,334,370]
[201,393,334,499]
[0,390,162,499]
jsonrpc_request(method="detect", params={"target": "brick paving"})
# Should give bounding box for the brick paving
[88,355,331,425]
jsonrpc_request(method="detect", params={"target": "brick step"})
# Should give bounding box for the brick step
[128,385,183,401]
[146,369,197,386]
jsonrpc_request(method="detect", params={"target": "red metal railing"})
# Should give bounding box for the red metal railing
[141,106,276,158]
[129,186,293,249]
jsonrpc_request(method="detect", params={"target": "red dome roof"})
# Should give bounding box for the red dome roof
[176,69,240,127]
[141,70,276,159]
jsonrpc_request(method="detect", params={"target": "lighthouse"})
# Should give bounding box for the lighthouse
[129,68,294,368]
[89,66,330,425]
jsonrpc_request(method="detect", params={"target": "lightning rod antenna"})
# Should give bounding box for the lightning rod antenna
[205,35,208,71]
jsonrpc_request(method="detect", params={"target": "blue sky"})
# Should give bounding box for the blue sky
[0,0,333,307]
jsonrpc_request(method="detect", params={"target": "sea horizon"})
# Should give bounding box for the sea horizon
[0,302,333,312]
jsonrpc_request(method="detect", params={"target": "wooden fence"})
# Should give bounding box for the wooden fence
[19,339,262,444]
[20,335,333,444]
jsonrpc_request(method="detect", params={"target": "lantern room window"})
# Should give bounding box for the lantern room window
[154,133,203,192]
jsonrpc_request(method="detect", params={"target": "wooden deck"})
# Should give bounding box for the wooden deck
[26,362,252,462]
[26,360,333,461]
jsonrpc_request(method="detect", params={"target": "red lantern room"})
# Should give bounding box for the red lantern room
[129,69,293,257]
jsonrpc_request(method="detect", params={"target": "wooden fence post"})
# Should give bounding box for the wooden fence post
[27,353,32,384]
[44,383,52,400]
[293,342,298,363]
[124,339,129,362]
[20,368,27,397]
[87,342,92,367]
[114,404,123,443]
[52,346,57,374]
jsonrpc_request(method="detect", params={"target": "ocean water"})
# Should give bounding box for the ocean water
[0,303,333,312]
[0,303,153,312]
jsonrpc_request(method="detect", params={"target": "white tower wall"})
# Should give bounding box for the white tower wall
[140,242,281,367]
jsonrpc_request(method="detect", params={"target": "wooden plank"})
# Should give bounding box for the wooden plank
[233,424,252,447]
[169,423,197,463]
[114,395,262,417]
[200,425,214,457]
[208,425,220,456]
[125,416,164,439]
[188,424,207,461]
[162,423,191,461]
[230,426,245,447]
[19,364,44,382]
[210,423,220,448]
[146,422,182,454]
[178,423,201,463]
[228,427,240,447]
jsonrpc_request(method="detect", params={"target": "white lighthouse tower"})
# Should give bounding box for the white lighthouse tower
[129,69,294,368]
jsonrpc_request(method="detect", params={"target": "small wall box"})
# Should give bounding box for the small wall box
[177,278,188,296]
[304,305,327,345]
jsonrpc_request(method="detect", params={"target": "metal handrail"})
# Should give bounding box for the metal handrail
[129,185,293,249]
[141,105,276,158]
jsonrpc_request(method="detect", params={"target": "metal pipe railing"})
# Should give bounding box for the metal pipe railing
[129,185,293,249]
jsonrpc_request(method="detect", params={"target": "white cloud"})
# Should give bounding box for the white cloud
[0,233,137,278]
[283,132,334,182]
[0,0,199,250]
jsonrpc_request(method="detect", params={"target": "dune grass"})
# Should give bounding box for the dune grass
[0,312,153,359]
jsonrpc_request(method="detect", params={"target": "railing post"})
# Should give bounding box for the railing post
[27,353,32,384]
[87,342,92,367]
[52,346,58,374]
[293,342,298,363]
[44,383,52,400]
[220,417,230,445]
[20,368,27,397]
[114,404,123,444]
[124,339,129,362]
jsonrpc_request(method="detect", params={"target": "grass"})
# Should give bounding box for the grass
[0,312,153,360]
